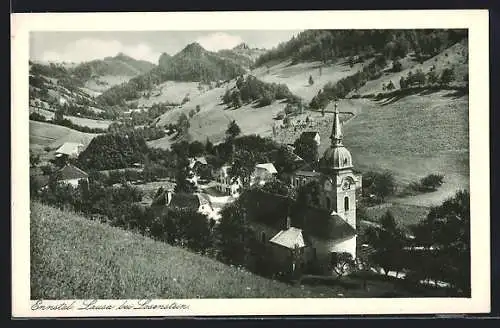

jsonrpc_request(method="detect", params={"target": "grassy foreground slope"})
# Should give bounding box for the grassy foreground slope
[30,202,321,299]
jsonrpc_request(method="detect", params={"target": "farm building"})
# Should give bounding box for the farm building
[55,164,89,187]
[249,163,278,187]
[214,165,242,197]
[55,142,85,159]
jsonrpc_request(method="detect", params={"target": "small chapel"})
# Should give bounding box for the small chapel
[248,101,362,276]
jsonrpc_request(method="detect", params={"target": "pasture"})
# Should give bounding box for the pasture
[30,201,328,299]
[29,120,99,149]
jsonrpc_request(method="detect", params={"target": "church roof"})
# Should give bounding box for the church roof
[245,189,356,242]
[294,206,357,241]
[320,146,353,170]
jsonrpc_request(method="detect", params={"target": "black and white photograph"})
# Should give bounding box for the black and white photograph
[11,10,490,317]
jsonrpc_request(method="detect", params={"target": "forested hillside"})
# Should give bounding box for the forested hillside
[255,29,467,67]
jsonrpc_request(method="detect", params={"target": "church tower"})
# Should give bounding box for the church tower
[319,101,357,229]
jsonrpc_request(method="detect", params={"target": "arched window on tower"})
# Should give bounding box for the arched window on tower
[344,196,349,211]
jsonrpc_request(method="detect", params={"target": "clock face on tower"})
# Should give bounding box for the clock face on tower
[341,178,352,190]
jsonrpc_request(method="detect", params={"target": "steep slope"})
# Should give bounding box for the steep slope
[29,120,100,149]
[217,43,267,69]
[157,42,246,82]
[30,201,324,299]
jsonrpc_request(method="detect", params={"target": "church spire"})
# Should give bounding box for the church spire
[330,100,343,146]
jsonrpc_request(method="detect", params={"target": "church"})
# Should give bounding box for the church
[247,102,362,276]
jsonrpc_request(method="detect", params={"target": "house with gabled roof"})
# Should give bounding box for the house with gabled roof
[55,142,85,159]
[56,164,89,187]
[250,163,278,187]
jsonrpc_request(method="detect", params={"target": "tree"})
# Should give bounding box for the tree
[54,109,64,122]
[365,210,405,276]
[364,170,396,202]
[205,138,214,154]
[30,150,40,168]
[188,141,205,157]
[399,76,408,89]
[293,134,319,164]
[330,252,355,278]
[440,68,455,85]
[308,75,314,86]
[419,173,445,191]
[174,156,196,193]
[411,190,470,294]
[225,120,241,140]
[231,90,243,108]
[222,89,232,104]
[426,70,439,85]
[177,113,190,135]
[216,200,254,265]
[188,109,196,118]
[386,80,395,91]
[195,104,201,113]
[391,60,403,72]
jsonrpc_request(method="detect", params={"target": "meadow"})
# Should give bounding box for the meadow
[29,120,99,148]
[30,201,324,299]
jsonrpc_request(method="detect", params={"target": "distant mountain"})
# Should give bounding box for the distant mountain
[217,43,267,69]
[72,53,156,81]
[157,42,246,82]
[96,43,247,107]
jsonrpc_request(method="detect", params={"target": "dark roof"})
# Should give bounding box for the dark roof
[245,189,356,241]
[169,193,201,209]
[300,131,320,139]
[293,206,357,241]
[32,175,49,188]
[57,164,88,180]
[294,170,321,177]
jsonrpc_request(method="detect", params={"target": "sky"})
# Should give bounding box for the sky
[30,30,302,64]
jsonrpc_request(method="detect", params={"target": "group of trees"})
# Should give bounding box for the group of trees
[107,122,166,141]
[400,67,455,89]
[77,132,150,170]
[309,54,388,109]
[363,189,470,294]
[255,29,467,68]
[222,75,299,109]
[409,173,445,193]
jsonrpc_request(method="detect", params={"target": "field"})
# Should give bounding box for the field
[363,203,431,233]
[29,201,334,299]
[29,120,100,149]
[83,75,134,93]
[30,108,113,129]
[134,81,207,107]
[253,58,370,102]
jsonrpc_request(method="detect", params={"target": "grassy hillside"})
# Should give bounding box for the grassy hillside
[253,58,370,102]
[29,120,99,148]
[354,40,468,96]
[29,108,113,130]
[30,201,323,299]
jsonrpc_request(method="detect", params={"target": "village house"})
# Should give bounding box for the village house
[34,164,89,191]
[248,102,362,276]
[163,191,221,221]
[214,165,242,197]
[249,163,278,187]
[55,142,85,159]
[56,164,89,187]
